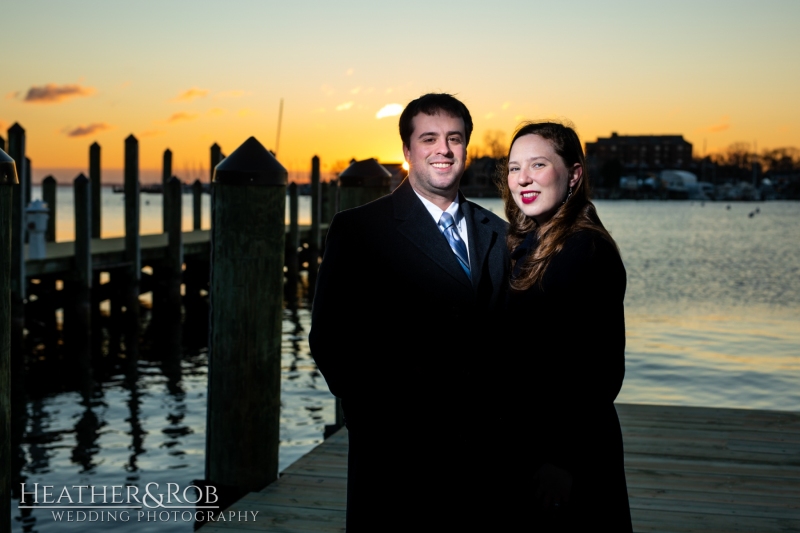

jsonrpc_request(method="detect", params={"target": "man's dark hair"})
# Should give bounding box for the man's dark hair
[399,93,473,149]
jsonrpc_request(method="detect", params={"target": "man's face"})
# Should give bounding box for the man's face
[403,112,467,207]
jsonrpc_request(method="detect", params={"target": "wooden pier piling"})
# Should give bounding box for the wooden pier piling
[193,179,203,230]
[70,174,92,387]
[124,134,141,360]
[337,158,391,211]
[206,136,287,497]
[42,176,56,242]
[0,147,19,533]
[90,142,101,239]
[308,156,321,299]
[162,148,172,232]
[210,143,222,182]
[165,176,183,329]
[7,124,26,357]
[321,181,336,226]
[286,182,300,306]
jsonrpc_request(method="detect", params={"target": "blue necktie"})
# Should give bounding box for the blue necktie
[438,211,471,278]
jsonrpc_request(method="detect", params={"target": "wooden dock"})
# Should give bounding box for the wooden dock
[200,403,800,533]
[23,226,324,278]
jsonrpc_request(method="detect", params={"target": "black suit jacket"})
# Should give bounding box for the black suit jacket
[309,178,509,531]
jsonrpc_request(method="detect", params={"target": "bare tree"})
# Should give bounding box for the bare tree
[482,130,508,159]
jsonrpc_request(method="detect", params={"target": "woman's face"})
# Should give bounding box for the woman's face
[507,134,581,224]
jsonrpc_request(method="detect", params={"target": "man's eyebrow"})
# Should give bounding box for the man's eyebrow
[416,130,464,138]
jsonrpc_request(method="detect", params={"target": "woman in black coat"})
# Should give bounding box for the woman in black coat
[498,121,632,531]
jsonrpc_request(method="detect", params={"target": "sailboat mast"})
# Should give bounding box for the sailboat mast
[275,98,284,156]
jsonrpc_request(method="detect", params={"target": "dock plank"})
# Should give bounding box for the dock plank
[201,403,800,532]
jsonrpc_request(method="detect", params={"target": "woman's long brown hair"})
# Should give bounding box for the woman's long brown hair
[498,121,618,291]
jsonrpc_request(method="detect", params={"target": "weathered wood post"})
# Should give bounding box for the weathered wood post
[0,147,19,533]
[39,176,58,350]
[7,124,26,358]
[192,179,202,230]
[124,135,140,360]
[90,142,101,238]
[88,143,102,355]
[308,156,321,300]
[72,174,92,389]
[338,158,391,211]
[286,182,299,306]
[210,143,222,182]
[42,176,57,242]
[165,176,183,330]
[162,148,172,232]
[321,180,337,224]
[206,136,286,496]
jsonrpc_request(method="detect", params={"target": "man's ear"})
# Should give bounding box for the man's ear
[403,144,410,162]
[569,164,583,188]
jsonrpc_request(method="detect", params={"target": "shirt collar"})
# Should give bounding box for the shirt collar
[412,189,462,226]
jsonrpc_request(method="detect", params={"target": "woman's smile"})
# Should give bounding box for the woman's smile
[520,190,540,204]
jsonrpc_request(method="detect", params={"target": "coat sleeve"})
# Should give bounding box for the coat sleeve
[308,212,375,400]
[539,233,627,472]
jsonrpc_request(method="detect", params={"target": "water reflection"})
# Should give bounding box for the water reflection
[10,297,334,533]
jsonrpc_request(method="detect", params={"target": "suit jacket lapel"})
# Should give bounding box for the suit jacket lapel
[461,195,497,289]
[393,180,472,288]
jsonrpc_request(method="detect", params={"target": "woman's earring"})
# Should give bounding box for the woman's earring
[563,186,573,205]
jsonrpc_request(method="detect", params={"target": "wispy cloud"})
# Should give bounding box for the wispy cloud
[376,103,402,119]
[485,112,496,119]
[19,83,95,104]
[215,90,250,99]
[320,84,335,96]
[167,112,199,123]
[172,87,208,102]
[66,123,112,137]
[706,116,730,133]
[501,102,511,110]
[350,87,362,95]
[237,108,254,117]
[336,101,354,111]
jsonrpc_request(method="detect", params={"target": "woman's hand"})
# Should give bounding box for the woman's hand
[533,463,573,509]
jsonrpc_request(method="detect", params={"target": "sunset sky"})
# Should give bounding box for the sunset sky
[2,0,799,183]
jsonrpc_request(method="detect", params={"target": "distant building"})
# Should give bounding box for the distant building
[586,133,693,185]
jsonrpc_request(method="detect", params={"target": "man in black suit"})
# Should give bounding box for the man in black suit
[309,93,509,531]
